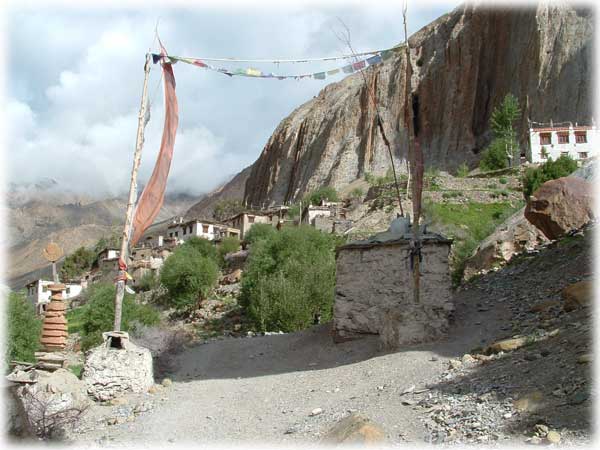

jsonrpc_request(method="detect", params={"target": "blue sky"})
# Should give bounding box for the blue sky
[5,0,458,197]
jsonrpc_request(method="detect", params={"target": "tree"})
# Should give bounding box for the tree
[218,236,241,267]
[304,186,338,206]
[60,247,96,281]
[240,226,338,332]
[244,223,277,245]
[6,292,42,366]
[480,94,522,170]
[159,246,218,311]
[213,199,244,222]
[522,155,578,198]
[78,283,160,351]
[183,236,218,263]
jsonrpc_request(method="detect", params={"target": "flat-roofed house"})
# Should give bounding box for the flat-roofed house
[528,123,598,163]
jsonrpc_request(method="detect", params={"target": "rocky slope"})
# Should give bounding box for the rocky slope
[186,3,591,213]
[5,187,196,289]
[184,166,252,221]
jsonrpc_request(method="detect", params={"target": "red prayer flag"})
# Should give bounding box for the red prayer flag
[130,47,179,248]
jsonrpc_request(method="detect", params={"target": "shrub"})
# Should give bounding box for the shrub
[350,187,365,200]
[136,271,158,292]
[423,200,523,286]
[160,246,218,311]
[244,223,277,245]
[287,204,300,219]
[60,247,96,281]
[522,155,578,198]
[240,226,337,332]
[6,292,42,366]
[456,162,470,178]
[183,236,218,263]
[218,236,241,267]
[76,283,160,351]
[213,199,244,222]
[479,138,511,171]
[304,186,338,205]
[499,176,508,184]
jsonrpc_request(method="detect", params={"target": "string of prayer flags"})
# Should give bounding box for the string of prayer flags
[153,45,404,81]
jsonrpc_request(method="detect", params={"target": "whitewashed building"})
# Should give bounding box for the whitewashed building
[167,218,240,243]
[528,123,598,163]
[25,279,84,315]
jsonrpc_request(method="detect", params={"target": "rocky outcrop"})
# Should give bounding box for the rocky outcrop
[463,207,549,280]
[525,177,594,240]
[240,4,592,206]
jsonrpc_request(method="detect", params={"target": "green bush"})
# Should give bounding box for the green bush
[213,199,244,222]
[287,204,300,219]
[6,292,41,366]
[479,138,511,171]
[240,226,337,332]
[499,177,508,184]
[160,245,218,311]
[423,200,523,286]
[183,236,218,262]
[456,162,470,178]
[76,283,160,351]
[304,186,338,205]
[218,236,241,266]
[522,155,578,198]
[60,246,96,280]
[350,187,365,199]
[137,271,159,292]
[244,223,277,245]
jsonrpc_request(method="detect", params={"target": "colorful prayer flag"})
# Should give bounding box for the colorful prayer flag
[352,60,366,70]
[342,64,354,74]
[327,68,340,75]
[313,72,326,80]
[366,54,382,65]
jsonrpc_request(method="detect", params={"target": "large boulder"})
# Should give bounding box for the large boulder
[463,207,549,280]
[320,413,385,445]
[10,368,91,438]
[82,332,154,402]
[525,177,594,240]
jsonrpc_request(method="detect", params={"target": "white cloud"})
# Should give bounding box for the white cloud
[6,2,458,198]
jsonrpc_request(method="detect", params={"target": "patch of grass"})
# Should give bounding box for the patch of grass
[423,200,524,286]
[499,177,508,184]
[69,364,83,378]
[442,191,463,199]
[66,307,87,334]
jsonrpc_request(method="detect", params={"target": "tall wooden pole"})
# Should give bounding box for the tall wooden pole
[114,53,151,331]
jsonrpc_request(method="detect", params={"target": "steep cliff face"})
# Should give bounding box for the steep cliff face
[242,4,593,206]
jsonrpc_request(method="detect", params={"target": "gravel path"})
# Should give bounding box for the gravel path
[72,233,592,447]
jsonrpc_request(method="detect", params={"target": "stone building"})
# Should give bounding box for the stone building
[333,223,453,347]
[226,212,271,239]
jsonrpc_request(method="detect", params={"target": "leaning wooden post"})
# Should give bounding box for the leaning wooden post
[114,53,152,331]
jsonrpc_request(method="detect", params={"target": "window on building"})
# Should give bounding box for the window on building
[561,151,569,157]
[169,232,173,237]
[558,133,569,144]
[175,231,179,237]
[42,286,48,293]
[202,225,209,233]
[66,287,71,294]
[248,216,255,224]
[575,132,587,143]
[183,227,187,235]
[189,225,193,234]
[540,133,551,145]
[579,152,589,159]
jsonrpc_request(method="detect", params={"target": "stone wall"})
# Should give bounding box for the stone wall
[333,240,453,347]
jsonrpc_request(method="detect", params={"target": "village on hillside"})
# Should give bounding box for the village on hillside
[3,1,595,448]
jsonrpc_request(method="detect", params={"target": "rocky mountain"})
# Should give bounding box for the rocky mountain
[184,166,252,221]
[186,3,592,217]
[5,186,196,289]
